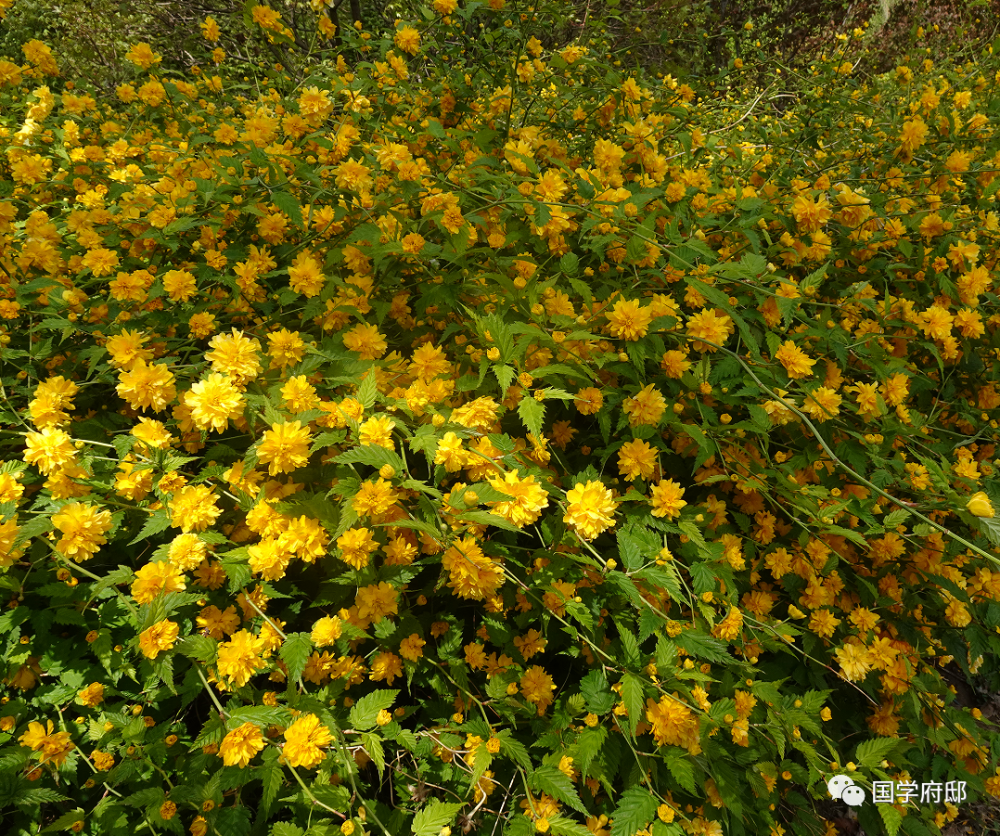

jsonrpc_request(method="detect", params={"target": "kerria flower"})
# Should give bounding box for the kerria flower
[184,373,245,432]
[282,714,332,768]
[256,420,312,475]
[441,536,504,600]
[219,722,265,768]
[487,471,549,527]
[564,481,618,540]
[606,299,652,341]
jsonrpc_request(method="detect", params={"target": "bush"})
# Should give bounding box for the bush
[0,4,999,836]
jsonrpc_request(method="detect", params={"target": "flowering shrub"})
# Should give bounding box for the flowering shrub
[1,4,1000,836]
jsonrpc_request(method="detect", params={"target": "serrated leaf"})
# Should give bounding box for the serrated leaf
[176,635,217,664]
[610,786,658,836]
[576,726,606,778]
[259,752,283,820]
[272,191,304,229]
[271,824,305,836]
[279,632,313,682]
[493,364,517,392]
[855,737,900,769]
[412,800,464,836]
[664,749,696,793]
[621,672,644,738]
[517,397,545,439]
[580,670,614,714]
[41,809,87,832]
[674,630,730,664]
[361,730,386,780]
[349,689,398,731]
[334,445,403,471]
[878,802,903,836]
[497,730,531,771]
[549,816,593,836]
[356,372,378,410]
[215,806,252,836]
[227,705,291,729]
[530,765,587,815]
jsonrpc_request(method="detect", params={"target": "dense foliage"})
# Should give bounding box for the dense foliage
[1,2,1000,836]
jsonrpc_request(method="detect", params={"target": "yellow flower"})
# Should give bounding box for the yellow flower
[574,387,604,415]
[359,415,395,449]
[774,341,816,379]
[216,630,266,689]
[645,695,700,752]
[184,374,245,432]
[686,309,734,352]
[434,432,468,471]
[52,502,113,562]
[312,615,343,647]
[442,536,504,600]
[834,641,872,682]
[649,479,686,519]
[343,324,388,360]
[169,533,209,572]
[394,25,421,55]
[116,360,176,412]
[219,722,265,768]
[23,426,77,474]
[563,481,618,540]
[622,384,666,427]
[487,471,550,527]
[520,665,556,715]
[257,420,312,476]
[170,485,222,532]
[138,619,180,659]
[337,527,379,570]
[205,329,262,385]
[126,42,161,70]
[131,560,186,604]
[606,299,652,341]
[617,439,657,481]
[283,713,332,768]
[967,491,994,517]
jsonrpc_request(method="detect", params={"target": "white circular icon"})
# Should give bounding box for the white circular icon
[826,774,855,800]
[842,785,866,806]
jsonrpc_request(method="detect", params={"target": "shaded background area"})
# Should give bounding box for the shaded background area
[2,0,999,96]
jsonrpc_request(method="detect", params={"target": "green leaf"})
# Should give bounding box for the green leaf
[663,748,696,793]
[334,446,404,471]
[176,635,217,664]
[41,809,87,832]
[227,705,291,729]
[128,510,172,546]
[497,730,531,771]
[517,397,545,438]
[621,672,644,738]
[610,786,658,836]
[855,737,901,769]
[581,670,614,714]
[492,364,517,392]
[215,806,252,836]
[576,725,606,778]
[349,689,399,731]
[272,191,304,229]
[357,372,379,410]
[271,824,305,836]
[259,750,283,820]
[674,630,730,664]
[279,632,313,682]
[878,803,903,836]
[361,731,386,780]
[530,765,587,815]
[549,816,593,836]
[412,800,464,836]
